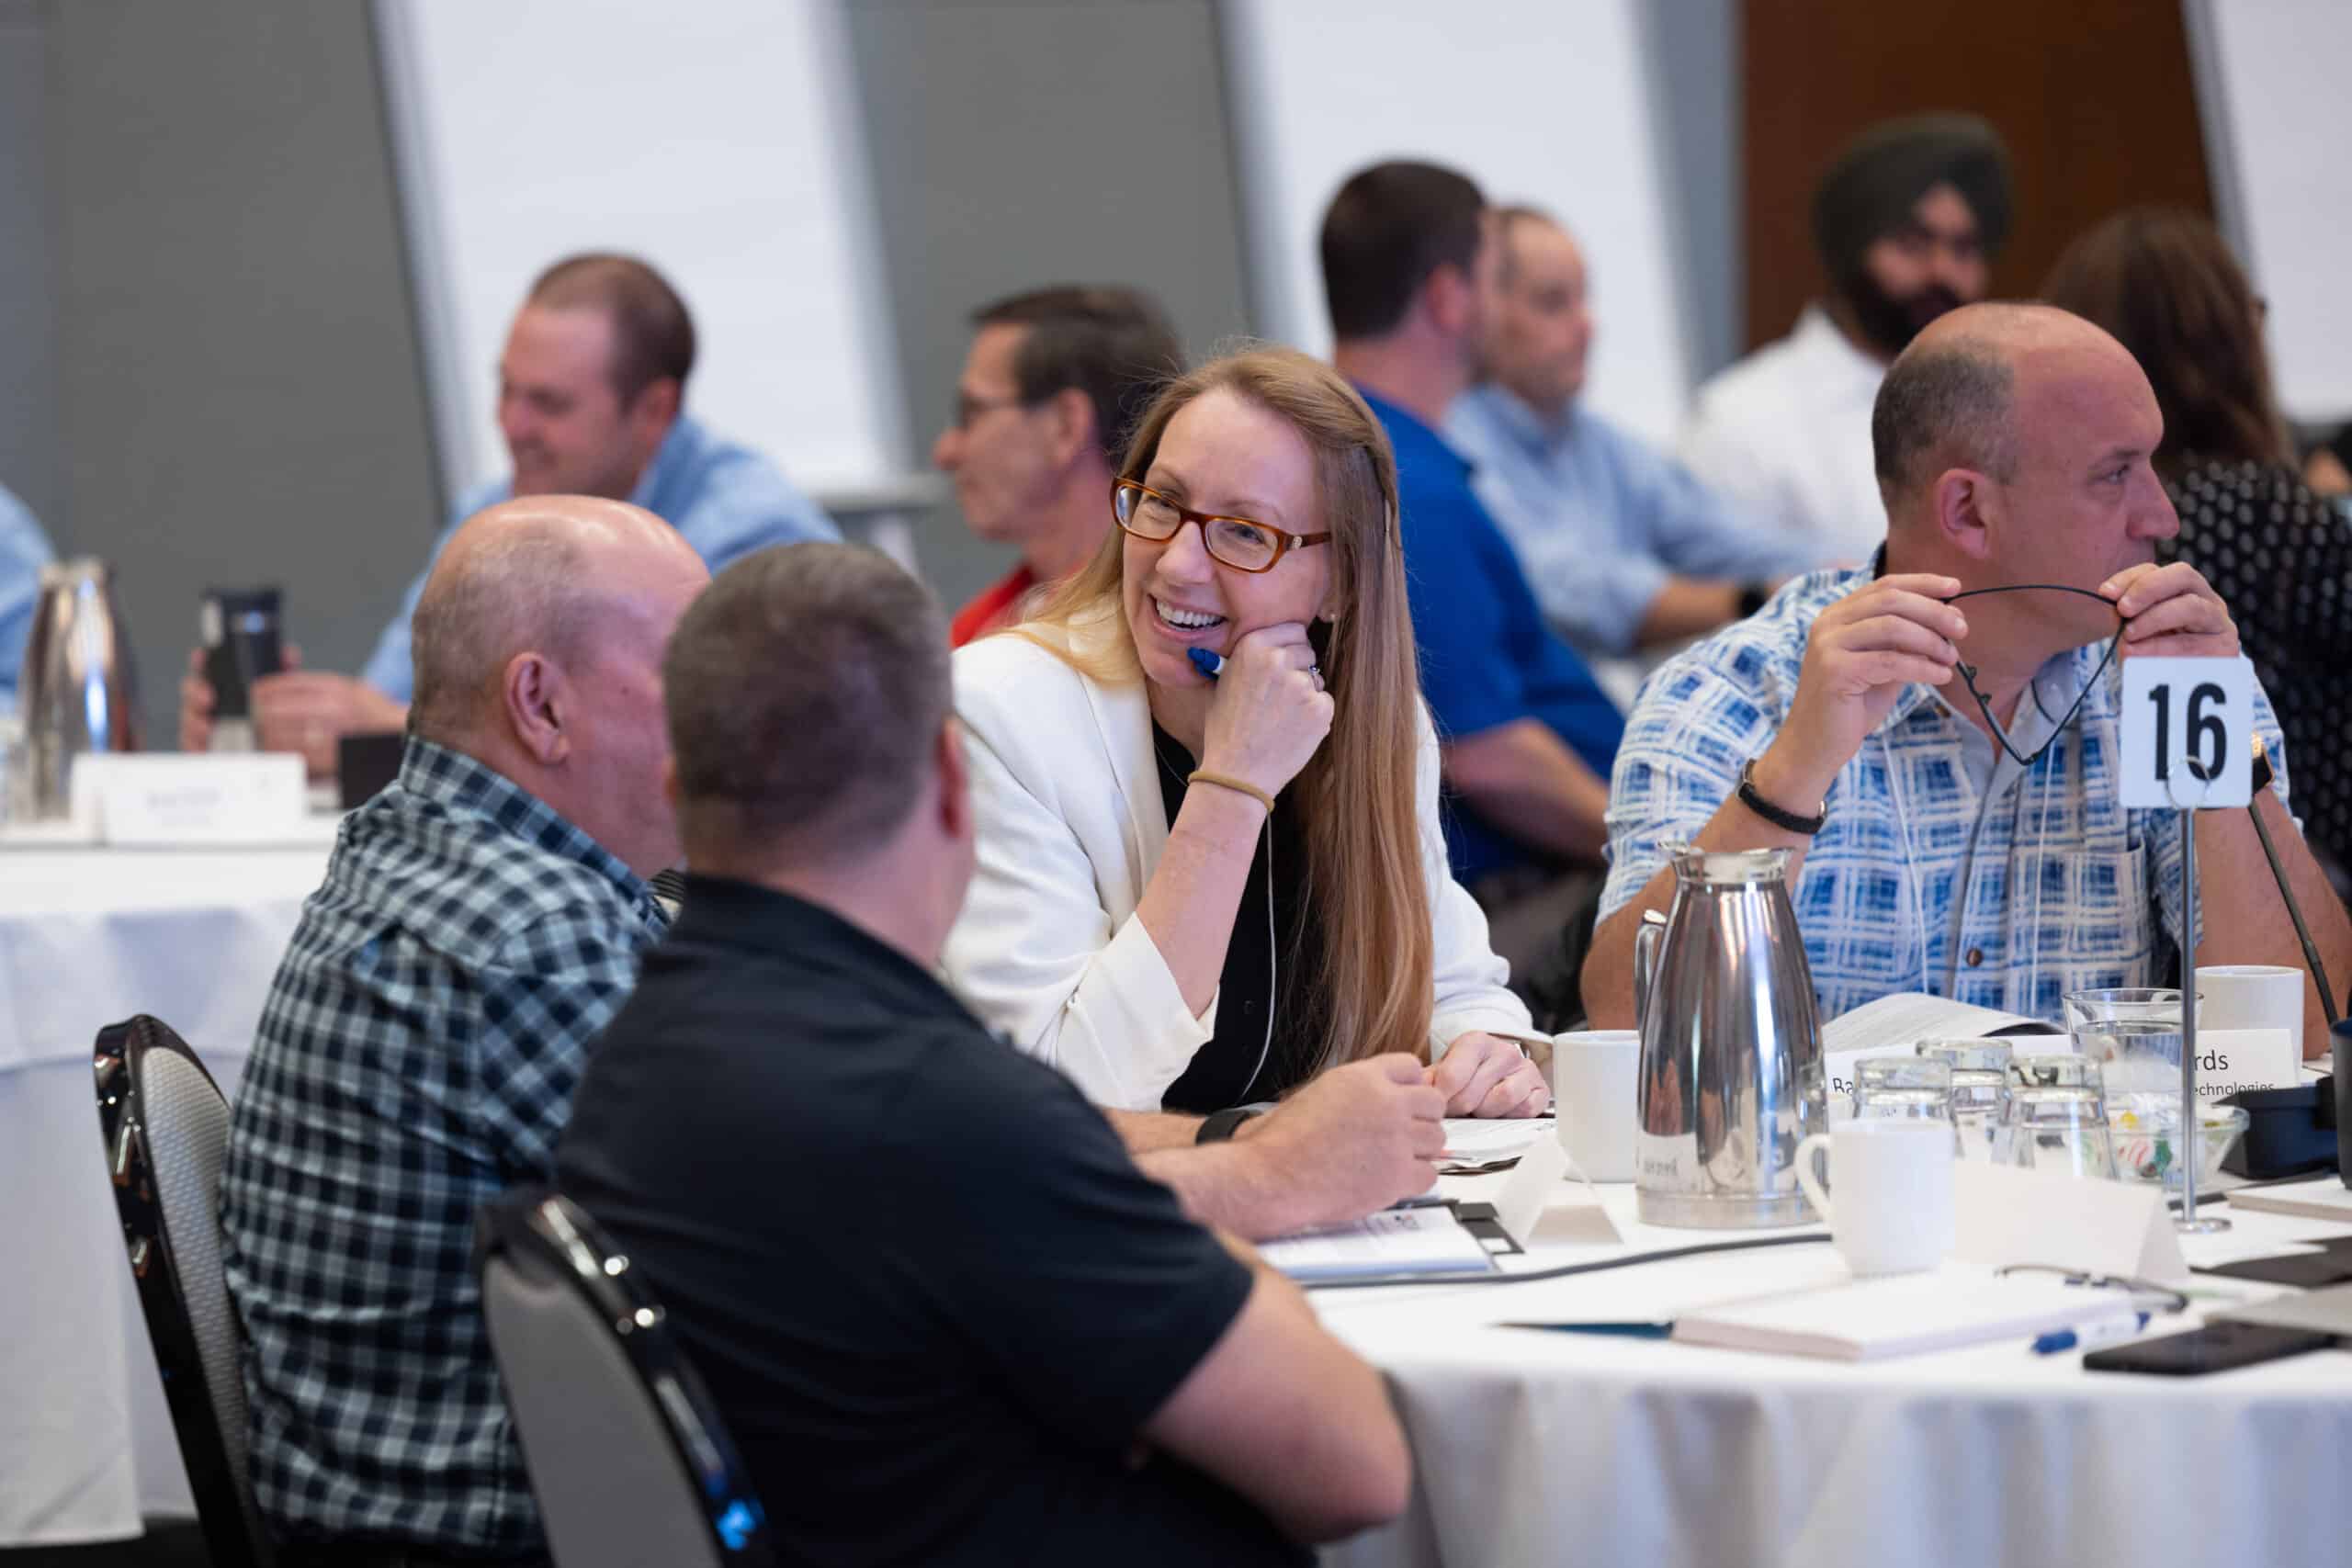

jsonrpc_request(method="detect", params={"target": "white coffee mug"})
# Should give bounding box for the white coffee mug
[1551,1029,1639,1181]
[2196,964,2304,1059]
[1794,1120,1955,1276]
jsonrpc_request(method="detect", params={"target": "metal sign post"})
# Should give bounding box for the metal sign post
[2177,807,2230,1234]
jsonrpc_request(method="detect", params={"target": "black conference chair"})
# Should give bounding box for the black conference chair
[91,1014,278,1568]
[476,1190,775,1568]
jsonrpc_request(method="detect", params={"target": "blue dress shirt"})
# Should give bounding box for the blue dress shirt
[0,481,57,706]
[1446,384,1815,658]
[359,413,837,700]
[1359,388,1625,886]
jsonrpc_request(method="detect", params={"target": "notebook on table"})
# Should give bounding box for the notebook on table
[1671,1267,2141,1361]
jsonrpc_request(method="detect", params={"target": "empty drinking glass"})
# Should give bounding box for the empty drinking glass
[2009,1054,2105,1093]
[2006,1088,2120,1179]
[1853,1057,1959,1152]
[1948,1067,2011,1162]
[1916,1040,2014,1074]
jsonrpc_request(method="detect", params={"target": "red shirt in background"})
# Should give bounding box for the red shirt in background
[948,562,1040,647]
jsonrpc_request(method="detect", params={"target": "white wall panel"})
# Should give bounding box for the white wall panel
[376,0,910,501]
[1222,0,1693,443]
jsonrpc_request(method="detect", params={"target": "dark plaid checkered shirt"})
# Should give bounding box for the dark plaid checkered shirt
[220,739,667,1555]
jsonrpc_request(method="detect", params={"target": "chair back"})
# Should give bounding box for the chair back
[92,1014,277,1568]
[477,1190,774,1568]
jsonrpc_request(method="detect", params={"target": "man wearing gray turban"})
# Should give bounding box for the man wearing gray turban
[1679,113,2013,564]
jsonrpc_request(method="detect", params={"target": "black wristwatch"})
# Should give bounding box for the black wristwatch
[1196,1107,1261,1144]
[1735,581,1773,619]
[1737,757,1827,836]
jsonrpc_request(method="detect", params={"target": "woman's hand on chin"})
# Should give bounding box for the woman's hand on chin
[1429,1032,1550,1118]
[1198,621,1333,801]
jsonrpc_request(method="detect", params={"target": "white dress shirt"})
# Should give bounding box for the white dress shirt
[944,625,1532,1111]
[1677,304,1890,566]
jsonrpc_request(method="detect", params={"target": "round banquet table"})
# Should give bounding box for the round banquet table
[0,839,334,1547]
[1315,1172,2352,1568]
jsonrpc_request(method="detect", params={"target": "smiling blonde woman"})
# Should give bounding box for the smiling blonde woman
[942,345,1544,1121]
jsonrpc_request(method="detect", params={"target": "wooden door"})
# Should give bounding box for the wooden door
[1741,0,2214,349]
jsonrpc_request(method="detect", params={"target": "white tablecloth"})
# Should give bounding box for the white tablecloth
[1316,1175,2352,1568]
[1,842,331,1546]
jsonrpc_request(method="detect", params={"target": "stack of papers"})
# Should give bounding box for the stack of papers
[1671,1267,2140,1361]
[1259,1206,1495,1281]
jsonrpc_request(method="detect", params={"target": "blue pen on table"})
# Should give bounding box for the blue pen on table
[2031,1312,2151,1356]
[1187,647,1225,680]
[1499,1321,1676,1339]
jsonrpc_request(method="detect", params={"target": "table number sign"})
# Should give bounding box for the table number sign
[2118,655,2255,810]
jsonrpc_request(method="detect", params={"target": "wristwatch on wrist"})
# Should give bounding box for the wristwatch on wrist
[1735,581,1772,619]
[1196,1107,1261,1144]
[1737,757,1827,836]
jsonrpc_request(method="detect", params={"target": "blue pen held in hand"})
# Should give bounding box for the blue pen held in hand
[1188,647,1226,680]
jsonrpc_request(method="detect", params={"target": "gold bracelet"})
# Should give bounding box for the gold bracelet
[1186,769,1275,816]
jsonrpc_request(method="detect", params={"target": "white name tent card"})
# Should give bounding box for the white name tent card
[1492,1134,1570,1249]
[1951,1157,2189,1282]
[2119,655,2256,810]
[2187,1028,2299,1102]
[68,753,309,845]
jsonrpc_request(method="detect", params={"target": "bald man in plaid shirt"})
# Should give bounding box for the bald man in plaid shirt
[220,497,707,1566]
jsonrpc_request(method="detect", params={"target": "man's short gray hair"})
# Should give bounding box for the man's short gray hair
[409,525,586,742]
[664,542,951,857]
[1871,339,2019,507]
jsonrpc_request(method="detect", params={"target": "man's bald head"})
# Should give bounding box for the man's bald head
[408,495,697,745]
[1871,302,2139,522]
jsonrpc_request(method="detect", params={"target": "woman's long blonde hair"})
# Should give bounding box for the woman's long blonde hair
[1011,344,1437,1076]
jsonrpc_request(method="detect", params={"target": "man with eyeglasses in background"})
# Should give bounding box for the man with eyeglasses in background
[933,287,1183,644]
[1584,303,2352,1051]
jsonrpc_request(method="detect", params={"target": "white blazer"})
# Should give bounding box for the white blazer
[944,629,1533,1111]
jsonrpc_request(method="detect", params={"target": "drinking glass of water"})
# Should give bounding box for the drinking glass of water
[2064,987,2194,1099]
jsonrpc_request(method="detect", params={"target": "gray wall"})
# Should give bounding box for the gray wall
[2,0,1743,733]
[43,0,442,749]
[1643,0,1742,381]
[0,0,62,533]
[843,0,1258,612]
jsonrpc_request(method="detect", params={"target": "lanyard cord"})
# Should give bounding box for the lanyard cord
[1941,584,2124,770]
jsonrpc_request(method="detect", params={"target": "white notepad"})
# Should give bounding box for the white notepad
[2225,1178,2352,1224]
[1440,1117,1554,1162]
[1671,1267,2139,1361]
[1258,1206,1496,1281]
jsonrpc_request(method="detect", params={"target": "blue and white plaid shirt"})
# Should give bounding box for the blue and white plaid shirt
[1600,566,2291,1022]
[221,738,666,1556]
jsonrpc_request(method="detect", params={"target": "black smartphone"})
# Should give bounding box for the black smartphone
[2083,1321,2336,1377]
[2198,1251,2352,1289]
[202,586,287,720]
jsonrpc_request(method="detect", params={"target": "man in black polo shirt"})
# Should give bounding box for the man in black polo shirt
[556,542,1411,1565]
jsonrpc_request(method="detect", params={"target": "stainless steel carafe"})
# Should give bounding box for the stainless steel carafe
[1632,845,1826,1227]
[17,558,140,818]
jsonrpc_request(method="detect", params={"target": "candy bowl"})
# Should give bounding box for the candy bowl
[2107,1097,2249,1189]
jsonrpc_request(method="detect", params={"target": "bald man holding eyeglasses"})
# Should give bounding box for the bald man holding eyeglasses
[1585,303,2352,1049]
